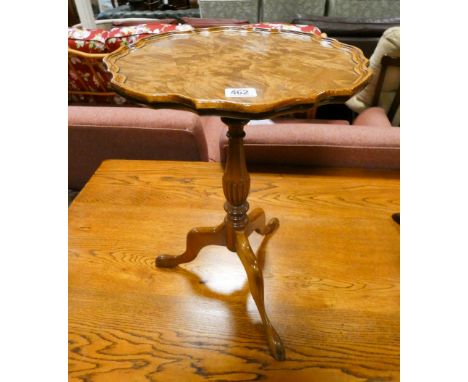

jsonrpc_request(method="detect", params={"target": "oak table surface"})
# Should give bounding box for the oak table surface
[69,160,400,382]
[104,26,371,118]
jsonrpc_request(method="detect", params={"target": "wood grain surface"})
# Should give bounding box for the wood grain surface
[69,160,400,381]
[104,27,371,118]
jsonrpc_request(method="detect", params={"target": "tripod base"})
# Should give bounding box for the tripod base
[156,208,285,361]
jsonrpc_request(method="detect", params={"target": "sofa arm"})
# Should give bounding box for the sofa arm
[69,106,208,189]
[219,122,399,169]
[352,107,392,127]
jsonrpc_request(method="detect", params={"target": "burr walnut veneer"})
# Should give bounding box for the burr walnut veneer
[103,27,372,360]
[104,27,371,119]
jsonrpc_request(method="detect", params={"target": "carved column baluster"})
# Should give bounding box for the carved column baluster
[221,118,250,229]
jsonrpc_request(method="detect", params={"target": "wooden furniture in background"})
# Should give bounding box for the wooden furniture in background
[104,26,371,360]
[68,0,81,27]
[69,160,400,381]
[372,55,400,122]
[68,49,113,99]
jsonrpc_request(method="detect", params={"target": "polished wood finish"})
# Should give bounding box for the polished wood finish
[104,26,371,119]
[221,118,250,230]
[68,0,80,27]
[69,160,400,381]
[372,55,400,122]
[156,118,285,359]
[234,228,284,360]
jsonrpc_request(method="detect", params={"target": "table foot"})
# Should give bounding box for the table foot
[235,230,286,361]
[246,208,279,236]
[156,222,227,268]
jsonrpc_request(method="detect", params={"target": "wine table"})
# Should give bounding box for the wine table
[103,26,372,360]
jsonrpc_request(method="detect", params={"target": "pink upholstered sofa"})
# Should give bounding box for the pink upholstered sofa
[69,105,399,190]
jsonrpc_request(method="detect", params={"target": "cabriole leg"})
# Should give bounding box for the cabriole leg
[235,230,285,360]
[156,222,226,268]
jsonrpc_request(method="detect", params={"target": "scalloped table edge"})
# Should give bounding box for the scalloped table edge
[103,26,372,119]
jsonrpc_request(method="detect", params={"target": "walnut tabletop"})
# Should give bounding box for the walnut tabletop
[69,160,400,381]
[104,26,371,119]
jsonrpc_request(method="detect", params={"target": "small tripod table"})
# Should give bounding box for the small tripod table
[104,26,371,360]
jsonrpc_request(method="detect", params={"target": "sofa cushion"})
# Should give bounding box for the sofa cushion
[68,28,109,53]
[68,106,208,189]
[201,116,350,161]
[219,122,399,169]
[105,22,193,52]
